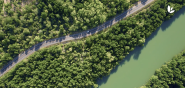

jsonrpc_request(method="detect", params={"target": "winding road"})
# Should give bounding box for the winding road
[0,0,155,77]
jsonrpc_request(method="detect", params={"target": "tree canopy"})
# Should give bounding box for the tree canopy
[0,0,134,69]
[141,50,185,88]
[1,0,185,87]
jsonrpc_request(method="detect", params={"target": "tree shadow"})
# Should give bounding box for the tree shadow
[160,7,185,31]
[0,36,68,75]
[141,0,148,5]
[93,6,185,88]
[69,0,152,40]
[1,0,149,78]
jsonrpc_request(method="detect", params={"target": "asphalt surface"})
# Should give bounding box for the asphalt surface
[0,0,155,77]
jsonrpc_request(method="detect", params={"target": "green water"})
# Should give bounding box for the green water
[96,6,185,88]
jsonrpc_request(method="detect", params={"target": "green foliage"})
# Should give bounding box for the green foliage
[0,1,3,13]
[1,0,185,87]
[142,50,185,88]
[0,0,134,68]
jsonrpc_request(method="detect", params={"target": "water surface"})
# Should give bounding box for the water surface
[96,6,185,88]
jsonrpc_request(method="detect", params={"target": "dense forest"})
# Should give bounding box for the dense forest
[0,0,139,69]
[141,50,185,88]
[0,0,185,87]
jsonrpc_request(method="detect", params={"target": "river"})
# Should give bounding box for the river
[95,6,185,88]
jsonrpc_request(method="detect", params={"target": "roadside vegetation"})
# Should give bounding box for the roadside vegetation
[140,49,185,88]
[1,0,185,88]
[0,0,139,69]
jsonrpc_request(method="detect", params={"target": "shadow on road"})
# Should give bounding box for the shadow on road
[141,0,148,5]
[0,36,69,74]
[0,0,156,76]
[93,6,185,88]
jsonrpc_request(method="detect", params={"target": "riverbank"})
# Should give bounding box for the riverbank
[141,48,185,88]
[1,0,185,88]
[96,5,185,88]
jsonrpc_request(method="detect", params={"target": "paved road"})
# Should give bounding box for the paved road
[0,0,155,77]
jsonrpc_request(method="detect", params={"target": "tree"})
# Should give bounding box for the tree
[23,28,30,35]
[41,11,48,19]
[99,14,106,23]
[2,39,10,47]
[25,5,32,13]
[58,83,63,87]
[0,31,5,40]
[9,35,16,44]
[55,14,60,19]
[48,4,53,12]
[34,36,41,43]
